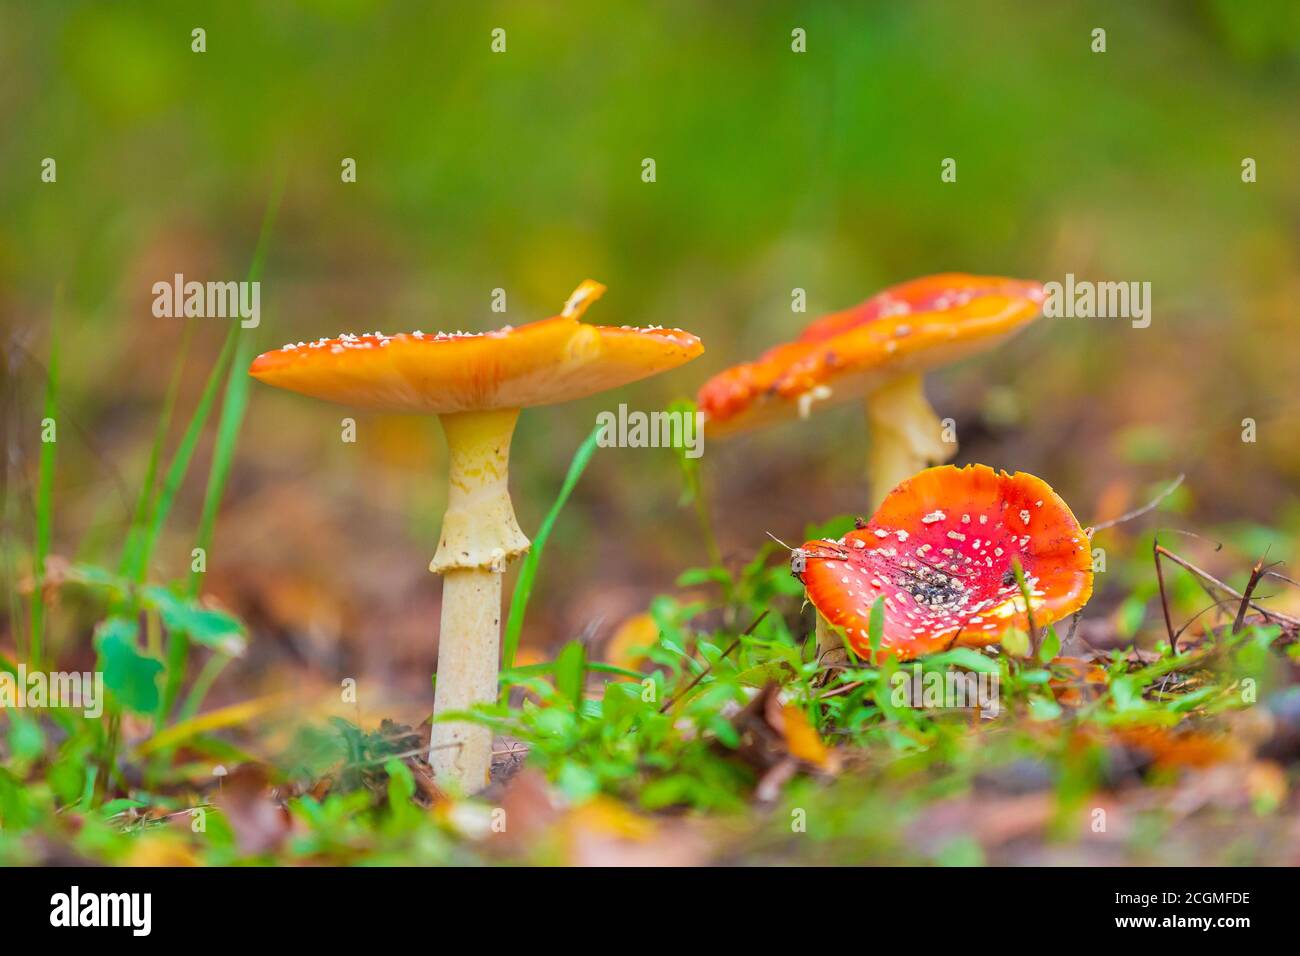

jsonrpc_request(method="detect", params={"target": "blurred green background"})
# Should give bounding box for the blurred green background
[4,1,1299,692]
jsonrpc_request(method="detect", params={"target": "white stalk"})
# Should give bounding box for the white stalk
[864,372,955,509]
[429,408,530,794]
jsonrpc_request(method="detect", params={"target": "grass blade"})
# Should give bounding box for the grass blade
[127,330,238,587]
[188,172,284,598]
[30,293,60,670]
[502,423,602,669]
[117,321,195,581]
[156,178,285,721]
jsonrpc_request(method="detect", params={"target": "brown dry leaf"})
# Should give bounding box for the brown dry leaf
[513,646,547,668]
[1114,726,1243,769]
[563,797,707,866]
[483,769,562,853]
[1049,656,1110,707]
[605,612,658,671]
[570,796,656,840]
[125,835,200,867]
[777,704,831,768]
[213,763,291,857]
[755,757,800,803]
[730,685,839,802]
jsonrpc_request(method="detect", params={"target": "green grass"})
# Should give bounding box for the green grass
[187,170,285,601]
[4,260,1295,864]
[3,478,1297,864]
[502,421,604,670]
[29,292,60,671]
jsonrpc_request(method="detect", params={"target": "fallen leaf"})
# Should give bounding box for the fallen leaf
[213,763,291,857]
[605,612,658,671]
[777,704,831,768]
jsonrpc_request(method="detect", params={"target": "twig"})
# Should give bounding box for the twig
[1153,537,1178,652]
[765,531,796,552]
[1155,545,1299,628]
[659,609,770,714]
[1232,557,1275,635]
[1175,597,1249,643]
[816,680,865,700]
[1086,473,1184,536]
[1264,570,1300,589]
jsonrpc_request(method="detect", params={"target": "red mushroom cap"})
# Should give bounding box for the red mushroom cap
[796,273,1043,343]
[794,464,1093,661]
[698,274,1044,435]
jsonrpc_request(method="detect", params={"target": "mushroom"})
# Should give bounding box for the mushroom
[792,464,1092,663]
[249,280,704,793]
[698,274,1045,507]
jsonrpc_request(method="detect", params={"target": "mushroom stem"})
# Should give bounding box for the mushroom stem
[429,408,531,794]
[431,568,503,791]
[814,613,848,672]
[864,372,955,508]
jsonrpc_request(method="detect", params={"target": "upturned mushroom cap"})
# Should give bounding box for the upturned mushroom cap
[698,274,1043,436]
[794,464,1092,661]
[249,281,704,414]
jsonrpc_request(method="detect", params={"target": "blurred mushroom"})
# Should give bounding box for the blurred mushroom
[698,274,1044,506]
[792,464,1092,662]
[250,280,704,792]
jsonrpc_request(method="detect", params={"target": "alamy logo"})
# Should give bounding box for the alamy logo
[50,886,151,936]
[595,403,704,459]
[0,665,103,718]
[890,663,1000,717]
[152,273,261,328]
[1042,273,1150,328]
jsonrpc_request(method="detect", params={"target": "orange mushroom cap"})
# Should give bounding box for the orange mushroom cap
[249,280,704,414]
[794,464,1092,661]
[698,274,1043,435]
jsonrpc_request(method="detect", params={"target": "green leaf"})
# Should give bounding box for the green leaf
[8,714,45,762]
[868,596,885,656]
[503,423,602,669]
[554,640,587,709]
[95,618,164,714]
[667,397,702,506]
[707,715,740,748]
[385,758,415,805]
[1038,625,1061,663]
[600,681,645,726]
[1001,627,1030,658]
[1028,696,1063,721]
[556,762,600,801]
[1109,675,1147,712]
[100,798,147,817]
[143,585,246,655]
[929,647,1001,675]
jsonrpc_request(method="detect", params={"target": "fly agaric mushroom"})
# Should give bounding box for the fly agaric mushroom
[249,280,703,793]
[698,274,1045,507]
[793,464,1092,663]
